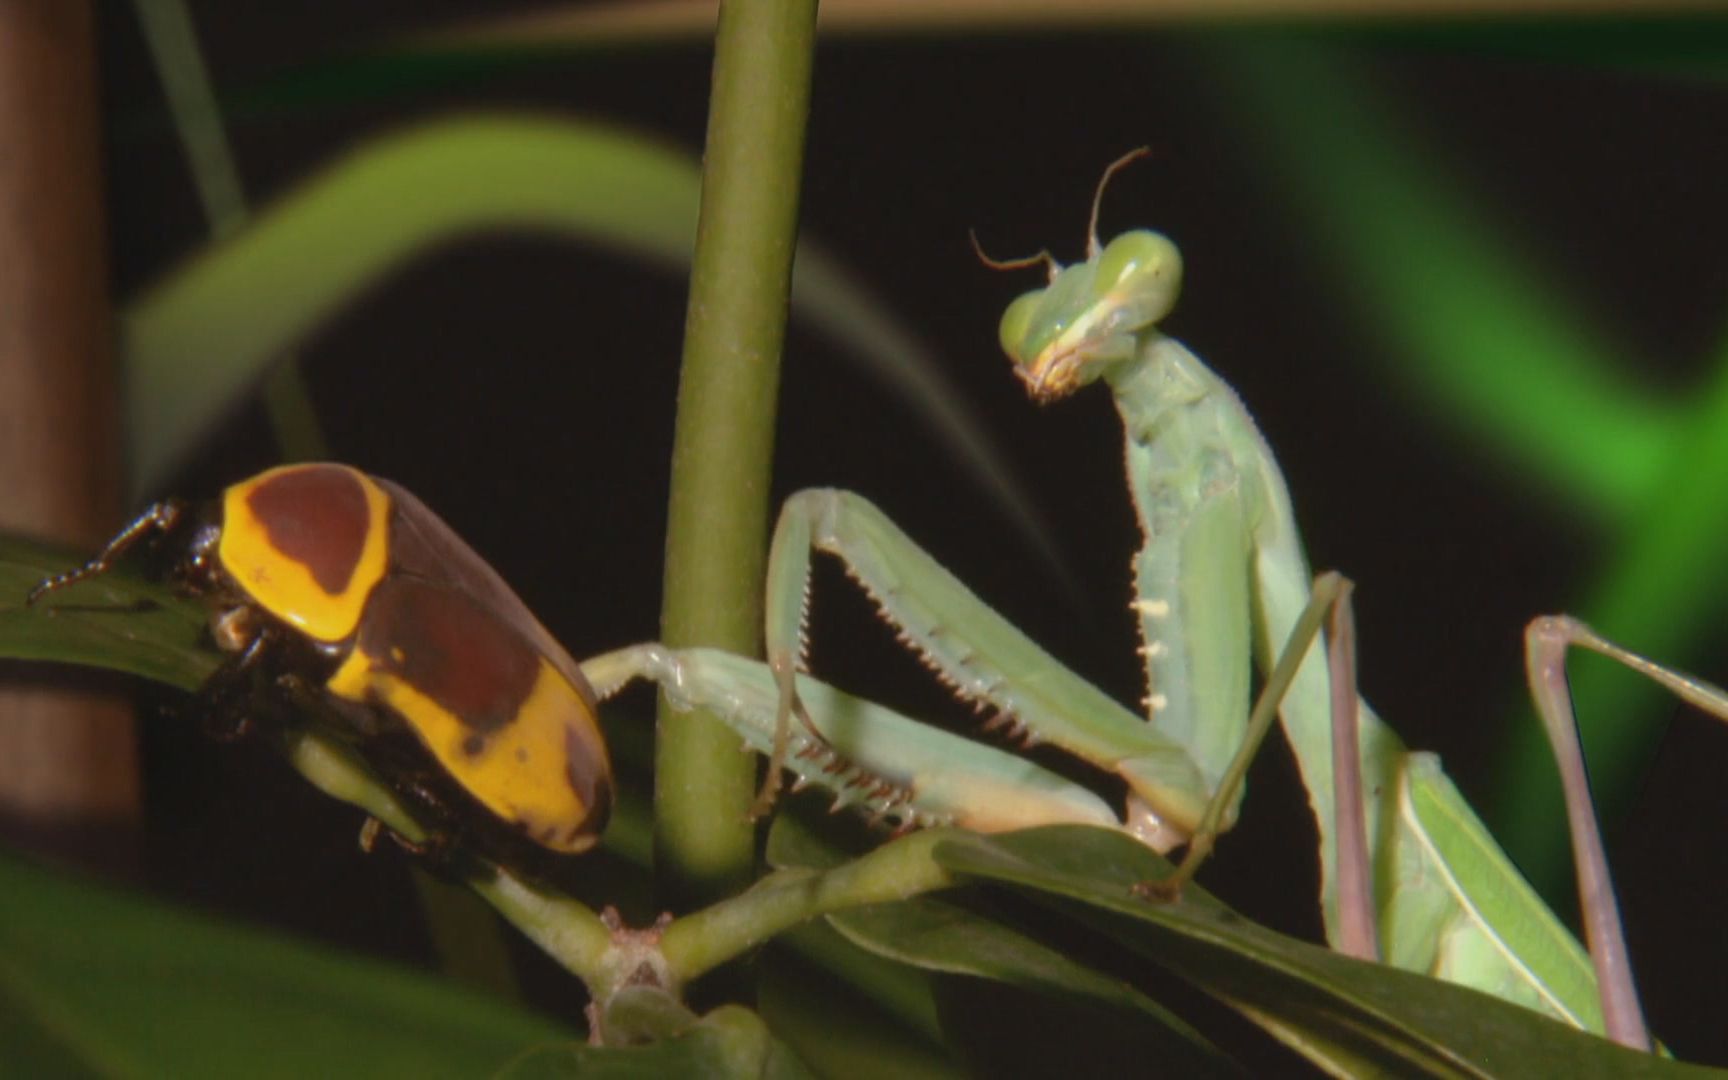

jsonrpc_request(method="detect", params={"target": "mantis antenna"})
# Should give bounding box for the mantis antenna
[967,229,1056,279]
[968,145,1154,277]
[1086,146,1152,259]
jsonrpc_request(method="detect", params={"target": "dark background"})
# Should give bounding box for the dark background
[93,3,1728,1065]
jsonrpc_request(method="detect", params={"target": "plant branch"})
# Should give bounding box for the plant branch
[280,729,616,990]
[654,0,818,904]
[660,830,958,985]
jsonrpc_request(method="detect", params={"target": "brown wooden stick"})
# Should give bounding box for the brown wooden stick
[0,0,139,870]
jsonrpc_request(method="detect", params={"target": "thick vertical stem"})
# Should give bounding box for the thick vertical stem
[0,0,138,870]
[655,0,817,904]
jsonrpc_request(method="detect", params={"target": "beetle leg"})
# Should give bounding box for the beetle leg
[357,814,456,865]
[196,623,277,742]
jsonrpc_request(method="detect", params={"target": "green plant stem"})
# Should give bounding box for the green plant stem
[654,0,818,905]
[281,728,615,990]
[291,723,955,1002]
[660,830,957,986]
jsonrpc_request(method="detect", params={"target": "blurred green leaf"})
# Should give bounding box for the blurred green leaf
[1338,18,1728,82]
[368,6,1728,92]
[1529,347,1728,883]
[1198,33,1679,520]
[1198,32,1728,897]
[134,0,330,463]
[120,114,1061,579]
[122,116,700,494]
[0,853,573,1078]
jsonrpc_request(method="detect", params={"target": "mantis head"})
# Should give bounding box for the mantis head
[997,230,1183,403]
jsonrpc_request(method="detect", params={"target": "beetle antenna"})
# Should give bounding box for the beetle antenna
[1086,146,1152,259]
[26,500,184,606]
[969,230,1058,282]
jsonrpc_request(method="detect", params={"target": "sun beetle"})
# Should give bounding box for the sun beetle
[29,462,613,864]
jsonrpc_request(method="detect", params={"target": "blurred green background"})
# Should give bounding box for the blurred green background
[45,1,1728,1066]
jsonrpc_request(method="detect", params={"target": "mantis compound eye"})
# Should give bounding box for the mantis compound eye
[1093,230,1182,332]
[997,288,1045,368]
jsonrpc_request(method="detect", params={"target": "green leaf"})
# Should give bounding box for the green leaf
[0,853,572,1077]
[932,827,1713,1079]
[758,940,960,1079]
[829,899,1236,1077]
[767,805,1227,1074]
[0,534,214,691]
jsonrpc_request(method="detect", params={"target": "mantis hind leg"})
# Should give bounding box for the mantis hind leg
[1518,616,1728,1050]
[1140,572,1379,965]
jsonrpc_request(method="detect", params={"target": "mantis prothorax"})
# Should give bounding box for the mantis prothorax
[583,152,1728,1051]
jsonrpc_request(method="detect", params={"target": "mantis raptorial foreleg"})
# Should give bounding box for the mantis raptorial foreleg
[765,480,1366,846]
[759,488,1207,852]
[750,488,1384,957]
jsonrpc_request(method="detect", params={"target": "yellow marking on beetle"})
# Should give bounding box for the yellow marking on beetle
[326,650,606,854]
[219,469,391,643]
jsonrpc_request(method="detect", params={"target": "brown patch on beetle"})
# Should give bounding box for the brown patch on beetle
[246,466,372,595]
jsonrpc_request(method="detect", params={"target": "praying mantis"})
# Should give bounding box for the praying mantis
[577,152,1728,1052]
